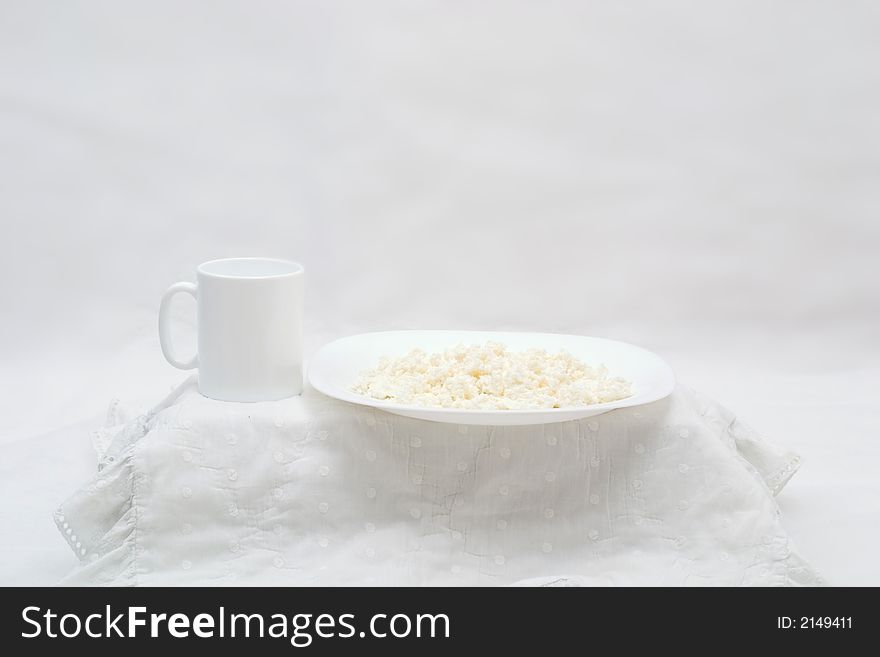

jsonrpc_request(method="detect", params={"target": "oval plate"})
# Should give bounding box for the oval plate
[308,330,675,426]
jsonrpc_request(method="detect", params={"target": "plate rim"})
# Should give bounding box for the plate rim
[307,329,676,419]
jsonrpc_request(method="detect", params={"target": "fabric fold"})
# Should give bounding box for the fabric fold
[55,380,822,586]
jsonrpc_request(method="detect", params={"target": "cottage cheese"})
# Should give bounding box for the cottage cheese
[352,342,632,410]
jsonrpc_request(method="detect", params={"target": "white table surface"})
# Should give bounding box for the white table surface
[1,327,877,586]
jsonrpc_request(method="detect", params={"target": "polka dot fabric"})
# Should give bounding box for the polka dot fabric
[54,378,820,586]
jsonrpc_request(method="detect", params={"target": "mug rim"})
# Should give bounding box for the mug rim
[197,257,304,280]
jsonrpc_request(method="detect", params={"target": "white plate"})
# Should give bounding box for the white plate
[308,330,675,426]
[308,331,675,426]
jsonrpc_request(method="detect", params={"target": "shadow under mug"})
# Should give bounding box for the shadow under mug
[159,257,304,402]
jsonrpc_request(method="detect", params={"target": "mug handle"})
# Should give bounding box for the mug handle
[158,282,199,370]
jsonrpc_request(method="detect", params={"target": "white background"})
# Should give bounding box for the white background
[0,1,877,584]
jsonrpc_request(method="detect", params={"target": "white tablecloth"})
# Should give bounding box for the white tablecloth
[55,377,820,586]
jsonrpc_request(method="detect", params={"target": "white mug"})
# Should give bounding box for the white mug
[158,257,304,402]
